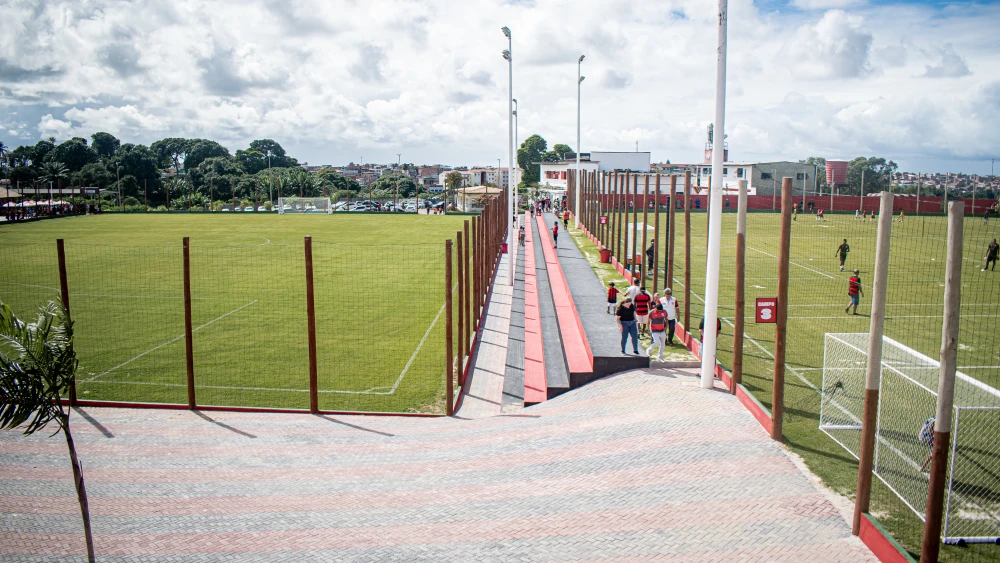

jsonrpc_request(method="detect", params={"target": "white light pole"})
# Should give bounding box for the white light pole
[576,55,585,228]
[512,98,519,192]
[502,25,514,285]
[701,0,729,389]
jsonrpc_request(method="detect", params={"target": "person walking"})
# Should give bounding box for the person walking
[616,297,640,355]
[659,288,679,345]
[645,239,656,273]
[552,221,559,248]
[835,239,850,272]
[634,286,652,337]
[518,225,526,246]
[846,269,864,315]
[625,278,641,303]
[606,282,619,314]
[984,238,999,271]
[563,209,570,227]
[648,303,668,361]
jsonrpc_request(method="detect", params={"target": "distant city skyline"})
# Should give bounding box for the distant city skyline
[1,0,998,175]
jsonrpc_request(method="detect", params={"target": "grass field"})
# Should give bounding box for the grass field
[0,213,468,413]
[581,207,1000,561]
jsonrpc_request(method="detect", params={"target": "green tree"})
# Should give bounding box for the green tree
[248,139,297,168]
[235,149,267,175]
[373,172,418,199]
[47,138,98,172]
[0,301,95,563]
[551,144,573,158]
[7,145,32,168]
[183,140,230,171]
[90,132,121,159]
[8,165,37,186]
[150,138,191,171]
[113,144,161,199]
[77,162,114,189]
[0,140,7,177]
[29,139,56,170]
[846,157,898,196]
[517,134,548,185]
[40,161,70,188]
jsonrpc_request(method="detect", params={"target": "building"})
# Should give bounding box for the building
[438,167,515,190]
[536,151,651,190]
[685,161,819,196]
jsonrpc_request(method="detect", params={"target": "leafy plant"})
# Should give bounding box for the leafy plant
[0,301,95,562]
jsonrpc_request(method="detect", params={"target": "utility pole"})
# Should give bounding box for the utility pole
[575,55,585,228]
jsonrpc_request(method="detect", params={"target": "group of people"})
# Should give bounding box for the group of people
[3,202,98,222]
[609,279,679,360]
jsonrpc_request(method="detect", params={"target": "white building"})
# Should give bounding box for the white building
[438,167,516,190]
[536,151,651,190]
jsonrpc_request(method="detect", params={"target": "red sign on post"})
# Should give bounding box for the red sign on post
[599,215,608,225]
[755,297,777,323]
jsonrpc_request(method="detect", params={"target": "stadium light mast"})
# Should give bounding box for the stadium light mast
[701,0,729,389]
[502,25,514,286]
[576,54,585,228]
[512,98,519,191]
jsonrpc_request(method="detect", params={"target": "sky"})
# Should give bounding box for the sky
[1,0,998,174]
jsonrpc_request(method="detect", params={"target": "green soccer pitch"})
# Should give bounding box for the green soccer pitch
[0,212,469,414]
[662,209,999,560]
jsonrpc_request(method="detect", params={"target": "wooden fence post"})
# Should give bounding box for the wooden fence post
[641,175,650,282]
[183,237,196,410]
[772,178,792,440]
[464,220,471,361]
[852,190,895,533]
[920,201,963,562]
[614,171,622,265]
[446,239,455,416]
[684,170,691,334]
[732,180,747,394]
[56,239,76,406]
[653,175,660,294]
[304,236,318,414]
[457,230,465,382]
[668,175,676,290]
[631,173,639,276]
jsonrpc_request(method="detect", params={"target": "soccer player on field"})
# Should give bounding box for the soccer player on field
[835,239,850,271]
[845,269,864,315]
[983,238,999,272]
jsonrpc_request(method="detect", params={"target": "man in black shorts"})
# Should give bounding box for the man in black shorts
[984,239,999,272]
[835,239,850,272]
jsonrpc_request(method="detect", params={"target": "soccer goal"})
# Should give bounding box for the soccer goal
[820,333,1000,545]
[277,197,333,214]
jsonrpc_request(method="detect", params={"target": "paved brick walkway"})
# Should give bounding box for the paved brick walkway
[1,369,876,562]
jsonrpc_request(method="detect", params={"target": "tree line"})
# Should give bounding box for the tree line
[0,135,423,210]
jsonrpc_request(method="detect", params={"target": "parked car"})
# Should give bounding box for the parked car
[242,206,256,212]
[350,204,368,212]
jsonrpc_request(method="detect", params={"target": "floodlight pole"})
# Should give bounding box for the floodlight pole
[575,55,585,228]
[700,0,728,389]
[513,99,519,191]
[503,25,514,286]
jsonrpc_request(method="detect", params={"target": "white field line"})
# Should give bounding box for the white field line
[83,300,259,382]
[83,379,399,395]
[387,298,447,394]
[747,246,835,279]
[0,281,60,292]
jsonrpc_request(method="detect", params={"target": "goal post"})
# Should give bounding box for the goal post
[821,333,1000,545]
[277,197,333,214]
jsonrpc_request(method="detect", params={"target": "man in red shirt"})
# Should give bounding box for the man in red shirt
[846,269,864,315]
[633,286,653,336]
[563,209,570,227]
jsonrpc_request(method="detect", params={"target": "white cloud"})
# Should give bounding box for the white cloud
[0,0,997,173]
[787,10,873,79]
[922,44,972,78]
[791,0,866,10]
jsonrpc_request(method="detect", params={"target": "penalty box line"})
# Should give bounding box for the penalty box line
[83,300,259,383]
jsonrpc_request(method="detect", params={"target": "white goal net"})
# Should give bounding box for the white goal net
[277,197,333,214]
[820,333,1000,545]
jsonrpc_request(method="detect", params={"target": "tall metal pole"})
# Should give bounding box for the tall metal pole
[701,0,729,389]
[513,98,519,191]
[575,55,585,228]
[920,201,963,563]
[503,26,514,286]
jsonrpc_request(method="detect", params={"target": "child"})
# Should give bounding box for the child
[606,282,619,314]
[552,222,559,248]
[648,303,668,360]
[518,225,525,246]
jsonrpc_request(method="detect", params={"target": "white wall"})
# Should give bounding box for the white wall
[591,152,650,173]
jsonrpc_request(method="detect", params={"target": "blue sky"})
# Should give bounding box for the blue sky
[1,0,998,174]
